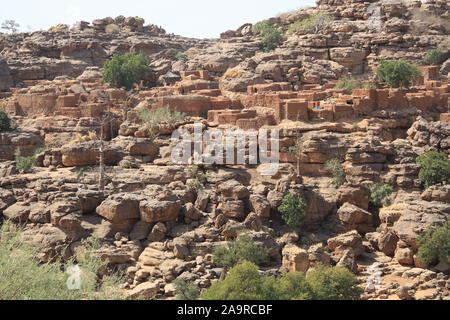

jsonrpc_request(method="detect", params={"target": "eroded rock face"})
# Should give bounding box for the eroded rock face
[0,57,13,91]
[61,141,126,166]
[392,201,449,249]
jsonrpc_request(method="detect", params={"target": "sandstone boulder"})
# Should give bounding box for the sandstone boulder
[96,194,140,222]
[337,202,373,233]
[282,244,309,272]
[129,282,159,299]
[217,180,249,200]
[216,200,246,220]
[248,194,270,219]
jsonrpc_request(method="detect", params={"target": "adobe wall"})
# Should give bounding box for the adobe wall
[152,95,212,117]
[0,79,127,118]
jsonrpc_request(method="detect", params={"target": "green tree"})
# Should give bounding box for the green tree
[252,21,285,52]
[376,59,421,89]
[173,279,200,300]
[213,233,270,269]
[277,193,307,227]
[1,20,20,34]
[368,184,393,207]
[424,49,444,65]
[0,221,124,300]
[417,220,450,267]
[0,110,13,132]
[102,52,151,90]
[305,264,363,300]
[325,158,346,188]
[416,150,450,189]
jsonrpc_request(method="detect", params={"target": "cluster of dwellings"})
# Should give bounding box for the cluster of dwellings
[0,78,126,118]
[0,66,449,128]
[145,66,450,129]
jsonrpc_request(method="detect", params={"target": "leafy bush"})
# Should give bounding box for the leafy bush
[202,261,362,300]
[139,105,187,128]
[287,12,333,34]
[0,110,13,132]
[376,59,421,89]
[417,220,450,267]
[252,21,285,52]
[368,184,393,207]
[170,48,187,62]
[102,52,151,90]
[325,158,346,188]
[305,264,363,300]
[416,150,450,189]
[173,279,200,300]
[202,261,277,300]
[0,221,124,300]
[14,146,47,173]
[277,193,307,227]
[212,233,270,269]
[334,77,377,94]
[424,49,445,65]
[15,150,35,173]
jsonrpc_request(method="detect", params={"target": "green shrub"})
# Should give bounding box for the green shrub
[212,233,270,269]
[325,158,346,188]
[416,150,450,189]
[139,105,187,128]
[170,48,187,62]
[0,221,124,300]
[287,12,333,34]
[15,149,35,173]
[14,147,45,173]
[173,279,200,300]
[277,193,307,227]
[424,49,445,65]
[275,271,312,300]
[305,264,363,300]
[102,52,151,90]
[252,21,285,52]
[202,261,277,300]
[376,58,421,89]
[0,110,13,132]
[417,220,450,267]
[201,261,362,300]
[368,184,393,207]
[334,78,377,94]
[252,20,270,35]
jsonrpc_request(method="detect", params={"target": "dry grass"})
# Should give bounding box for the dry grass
[68,131,97,145]
[379,202,407,225]
[223,68,245,78]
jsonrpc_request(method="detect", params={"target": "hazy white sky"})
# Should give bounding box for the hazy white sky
[0,0,316,38]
